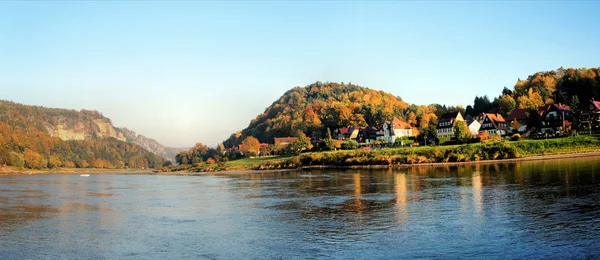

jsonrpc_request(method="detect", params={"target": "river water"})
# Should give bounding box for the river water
[1,157,599,259]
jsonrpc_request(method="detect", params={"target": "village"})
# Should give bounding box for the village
[245,98,600,155]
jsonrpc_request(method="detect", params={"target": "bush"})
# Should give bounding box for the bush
[510,134,521,141]
[342,140,359,150]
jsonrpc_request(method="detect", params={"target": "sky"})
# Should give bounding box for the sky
[1,1,599,147]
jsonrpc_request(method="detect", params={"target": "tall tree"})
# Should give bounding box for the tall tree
[241,136,261,157]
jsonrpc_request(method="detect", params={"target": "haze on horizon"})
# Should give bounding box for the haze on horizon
[1,1,599,147]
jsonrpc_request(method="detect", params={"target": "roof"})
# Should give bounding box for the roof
[552,103,570,111]
[439,111,460,122]
[391,117,411,129]
[274,137,298,144]
[592,99,600,110]
[484,113,507,130]
[506,108,529,121]
[338,128,350,135]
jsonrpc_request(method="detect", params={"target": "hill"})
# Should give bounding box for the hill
[223,81,452,148]
[0,100,171,169]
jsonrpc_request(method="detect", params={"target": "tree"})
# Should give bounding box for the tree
[24,149,43,169]
[324,128,337,150]
[48,155,62,169]
[502,86,513,96]
[453,122,470,142]
[569,95,581,133]
[499,95,516,116]
[241,136,261,157]
[407,112,417,126]
[9,152,24,168]
[289,132,313,155]
[0,148,10,166]
[517,88,544,110]
[511,119,521,134]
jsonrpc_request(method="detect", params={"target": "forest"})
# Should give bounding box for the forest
[0,101,164,170]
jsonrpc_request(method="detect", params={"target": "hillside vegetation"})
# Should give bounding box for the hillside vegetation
[223,81,456,148]
[0,100,182,162]
[0,101,164,169]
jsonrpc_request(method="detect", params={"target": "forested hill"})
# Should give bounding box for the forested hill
[0,100,183,162]
[0,100,166,169]
[223,81,449,147]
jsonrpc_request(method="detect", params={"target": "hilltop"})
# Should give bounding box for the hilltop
[223,81,453,148]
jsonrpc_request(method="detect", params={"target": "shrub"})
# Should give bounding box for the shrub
[479,132,489,142]
[342,140,359,150]
[510,134,521,141]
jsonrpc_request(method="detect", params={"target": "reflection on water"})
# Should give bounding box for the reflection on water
[1,156,599,259]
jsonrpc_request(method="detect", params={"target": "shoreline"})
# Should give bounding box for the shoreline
[2,151,600,176]
[299,151,600,170]
[0,167,153,176]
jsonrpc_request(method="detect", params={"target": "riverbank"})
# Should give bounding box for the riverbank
[4,136,599,175]
[0,166,152,175]
[300,151,600,170]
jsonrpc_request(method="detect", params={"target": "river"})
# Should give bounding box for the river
[1,156,599,259]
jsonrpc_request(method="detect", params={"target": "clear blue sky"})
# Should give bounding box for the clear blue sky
[1,1,599,147]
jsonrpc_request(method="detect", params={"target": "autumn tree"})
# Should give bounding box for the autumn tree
[241,136,261,157]
[407,112,417,126]
[48,155,62,169]
[517,88,544,110]
[511,119,521,134]
[24,149,43,169]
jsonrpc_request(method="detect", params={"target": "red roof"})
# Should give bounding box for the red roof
[338,128,349,135]
[592,100,600,110]
[274,137,298,145]
[506,108,529,121]
[392,117,411,129]
[484,113,507,130]
[552,104,570,111]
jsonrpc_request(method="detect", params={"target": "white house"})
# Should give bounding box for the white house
[468,120,481,136]
[378,117,413,143]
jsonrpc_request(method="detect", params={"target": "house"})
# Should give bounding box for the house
[479,113,508,136]
[581,99,600,131]
[505,108,530,133]
[540,104,571,134]
[468,120,481,136]
[357,127,378,144]
[436,111,465,138]
[274,137,298,147]
[464,114,482,136]
[335,127,359,140]
[378,117,413,143]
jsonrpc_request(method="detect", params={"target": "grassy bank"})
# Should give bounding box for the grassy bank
[163,135,600,172]
[257,135,600,170]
